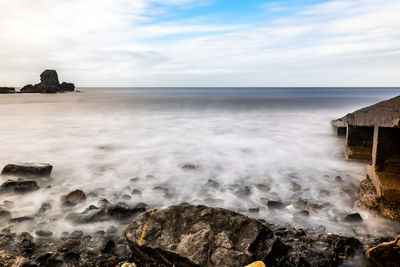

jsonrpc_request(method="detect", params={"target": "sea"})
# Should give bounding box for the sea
[1,87,400,238]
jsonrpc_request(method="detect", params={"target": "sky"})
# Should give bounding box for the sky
[0,0,399,87]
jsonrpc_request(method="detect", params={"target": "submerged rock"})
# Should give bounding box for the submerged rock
[267,201,286,210]
[0,180,39,193]
[343,213,363,223]
[1,163,52,177]
[125,204,288,267]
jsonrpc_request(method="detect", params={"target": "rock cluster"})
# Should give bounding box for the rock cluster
[20,70,75,93]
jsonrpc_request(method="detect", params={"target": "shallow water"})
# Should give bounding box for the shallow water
[1,88,400,239]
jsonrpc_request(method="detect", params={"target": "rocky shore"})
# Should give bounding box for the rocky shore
[0,163,399,266]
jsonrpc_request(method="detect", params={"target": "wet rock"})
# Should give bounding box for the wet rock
[293,199,307,209]
[9,216,34,223]
[205,179,220,188]
[35,230,53,237]
[36,252,64,267]
[255,184,271,192]
[132,189,142,196]
[319,190,330,198]
[70,230,83,239]
[294,229,306,237]
[0,180,39,193]
[98,198,110,207]
[0,208,11,221]
[122,194,132,200]
[181,163,196,170]
[130,177,140,183]
[38,203,52,213]
[365,235,400,266]
[267,201,286,210]
[325,234,361,257]
[248,208,259,213]
[335,176,343,183]
[235,186,251,197]
[62,189,86,206]
[290,182,302,192]
[101,240,115,254]
[106,226,118,235]
[3,200,14,209]
[61,239,81,249]
[297,210,309,217]
[107,203,147,220]
[66,208,108,224]
[125,204,289,267]
[344,213,363,223]
[1,163,53,177]
[63,251,80,262]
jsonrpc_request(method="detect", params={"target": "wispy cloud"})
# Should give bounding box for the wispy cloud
[0,0,399,86]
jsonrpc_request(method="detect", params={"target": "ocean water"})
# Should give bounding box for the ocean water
[1,87,400,238]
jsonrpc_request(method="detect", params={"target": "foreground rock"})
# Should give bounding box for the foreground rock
[20,70,75,93]
[0,87,15,94]
[1,163,52,177]
[366,235,400,266]
[125,204,288,267]
[0,180,39,193]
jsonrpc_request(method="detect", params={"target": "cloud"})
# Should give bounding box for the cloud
[0,0,399,86]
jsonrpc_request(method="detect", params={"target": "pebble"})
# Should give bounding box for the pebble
[267,200,286,210]
[35,230,53,237]
[61,239,81,249]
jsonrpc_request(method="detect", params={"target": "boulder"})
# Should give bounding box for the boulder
[107,203,147,220]
[40,70,60,87]
[60,82,75,92]
[1,163,52,177]
[0,87,15,94]
[125,204,288,267]
[365,235,400,266]
[62,189,86,206]
[0,180,39,193]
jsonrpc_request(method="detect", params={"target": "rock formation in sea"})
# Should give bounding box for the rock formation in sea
[20,70,75,93]
[0,87,15,94]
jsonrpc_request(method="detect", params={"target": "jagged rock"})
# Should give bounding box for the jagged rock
[0,87,15,94]
[60,82,75,92]
[0,180,39,193]
[62,189,86,206]
[1,163,52,177]
[365,235,400,266]
[325,234,361,257]
[66,208,108,224]
[125,204,289,267]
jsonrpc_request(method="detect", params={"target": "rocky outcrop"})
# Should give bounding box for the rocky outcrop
[365,235,400,266]
[125,204,288,267]
[0,87,15,94]
[0,180,39,193]
[1,163,52,177]
[20,70,75,93]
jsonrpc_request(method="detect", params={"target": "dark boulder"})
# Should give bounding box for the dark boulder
[20,70,74,94]
[66,208,108,224]
[107,203,147,220]
[343,213,363,223]
[0,87,15,94]
[325,234,361,257]
[125,204,288,267]
[0,208,11,221]
[267,201,286,210]
[0,180,39,193]
[1,163,52,177]
[60,82,75,92]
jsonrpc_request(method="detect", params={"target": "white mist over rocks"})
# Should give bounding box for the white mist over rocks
[0,88,400,238]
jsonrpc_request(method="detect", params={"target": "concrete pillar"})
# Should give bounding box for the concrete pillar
[345,125,374,161]
[368,126,400,201]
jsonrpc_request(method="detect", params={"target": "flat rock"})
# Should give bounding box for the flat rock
[0,180,39,193]
[125,204,288,267]
[1,163,52,177]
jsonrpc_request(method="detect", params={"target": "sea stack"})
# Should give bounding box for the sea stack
[20,70,75,93]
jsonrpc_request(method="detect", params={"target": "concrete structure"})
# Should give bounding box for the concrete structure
[332,95,400,221]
